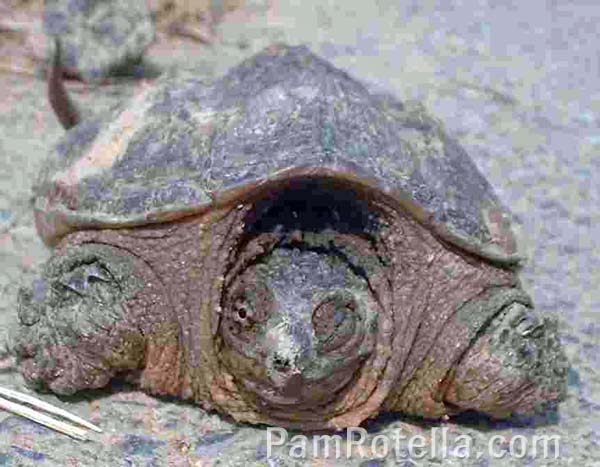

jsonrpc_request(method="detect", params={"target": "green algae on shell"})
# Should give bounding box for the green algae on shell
[34,44,520,266]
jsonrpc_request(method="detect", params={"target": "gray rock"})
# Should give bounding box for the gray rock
[43,0,155,81]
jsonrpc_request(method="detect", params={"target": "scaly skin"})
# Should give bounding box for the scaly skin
[13,179,568,430]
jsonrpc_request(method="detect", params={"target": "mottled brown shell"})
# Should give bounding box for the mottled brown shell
[34,44,519,264]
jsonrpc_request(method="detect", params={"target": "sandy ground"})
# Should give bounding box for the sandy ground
[0,0,598,465]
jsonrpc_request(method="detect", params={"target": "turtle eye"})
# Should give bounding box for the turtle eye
[231,294,255,325]
[222,277,274,347]
[312,293,359,352]
[230,288,270,327]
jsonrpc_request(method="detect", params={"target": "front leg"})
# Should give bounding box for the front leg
[441,300,568,419]
[13,240,177,396]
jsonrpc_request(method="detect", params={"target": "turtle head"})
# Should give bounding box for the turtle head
[220,247,378,405]
[13,243,147,394]
[217,179,382,409]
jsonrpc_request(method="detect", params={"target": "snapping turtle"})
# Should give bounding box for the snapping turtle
[14,44,568,430]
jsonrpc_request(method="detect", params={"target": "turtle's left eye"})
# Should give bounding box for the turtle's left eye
[230,289,269,327]
[312,293,359,353]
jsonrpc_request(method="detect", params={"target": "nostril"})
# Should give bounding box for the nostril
[272,355,292,373]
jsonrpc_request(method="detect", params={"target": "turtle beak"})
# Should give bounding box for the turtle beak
[264,319,311,397]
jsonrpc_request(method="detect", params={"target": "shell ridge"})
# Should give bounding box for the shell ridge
[36,45,521,263]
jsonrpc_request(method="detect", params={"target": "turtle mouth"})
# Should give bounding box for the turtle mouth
[247,364,360,407]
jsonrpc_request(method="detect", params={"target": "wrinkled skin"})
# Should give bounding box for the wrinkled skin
[14,243,164,395]
[13,178,569,430]
[14,43,568,430]
[219,247,379,407]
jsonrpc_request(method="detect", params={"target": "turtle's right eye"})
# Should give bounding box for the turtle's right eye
[221,268,274,348]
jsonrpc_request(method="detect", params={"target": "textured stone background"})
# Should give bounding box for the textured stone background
[0,0,598,465]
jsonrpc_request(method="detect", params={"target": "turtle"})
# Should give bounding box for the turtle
[13,43,568,431]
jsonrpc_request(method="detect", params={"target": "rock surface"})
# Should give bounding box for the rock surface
[43,0,155,81]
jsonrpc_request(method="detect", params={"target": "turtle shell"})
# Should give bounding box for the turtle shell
[34,44,520,265]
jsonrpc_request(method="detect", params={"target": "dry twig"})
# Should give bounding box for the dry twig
[0,386,102,440]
